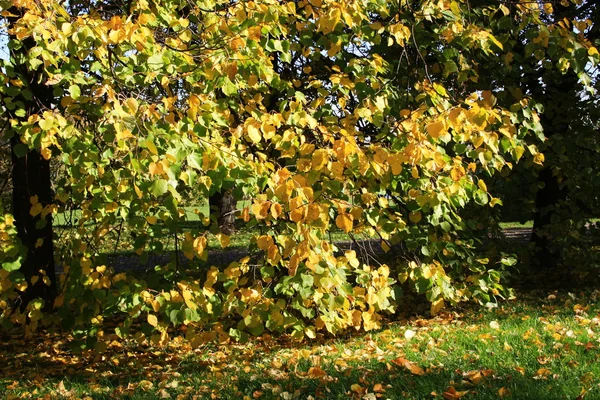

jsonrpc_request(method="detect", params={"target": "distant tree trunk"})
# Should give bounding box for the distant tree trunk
[7,9,57,309]
[530,168,563,269]
[209,189,236,235]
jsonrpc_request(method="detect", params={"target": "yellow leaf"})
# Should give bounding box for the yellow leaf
[498,387,510,398]
[443,386,470,399]
[134,184,143,199]
[125,97,139,113]
[35,238,44,248]
[411,166,419,179]
[146,216,158,224]
[116,128,133,141]
[451,166,465,181]
[271,203,282,219]
[30,203,43,217]
[381,241,390,252]
[430,298,444,316]
[147,314,158,327]
[409,211,422,224]
[193,236,207,258]
[307,366,327,378]
[389,154,403,175]
[336,213,353,233]
[311,149,329,170]
[149,162,164,176]
[41,148,52,160]
[247,124,261,143]
[426,120,445,138]
[318,8,341,35]
[478,180,487,192]
[216,233,230,248]
[533,153,545,165]
[391,357,425,375]
[146,141,158,155]
[183,290,197,310]
[490,320,500,330]
[256,235,274,250]
[251,201,270,219]
[260,121,276,140]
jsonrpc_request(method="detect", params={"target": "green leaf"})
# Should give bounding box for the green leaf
[2,256,23,272]
[148,53,164,70]
[149,179,168,196]
[187,153,203,170]
[13,143,28,158]
[68,84,81,99]
[474,190,489,206]
[222,77,237,96]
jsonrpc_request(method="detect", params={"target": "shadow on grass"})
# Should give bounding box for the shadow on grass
[0,324,595,400]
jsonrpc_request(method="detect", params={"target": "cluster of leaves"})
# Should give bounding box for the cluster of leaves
[0,0,598,345]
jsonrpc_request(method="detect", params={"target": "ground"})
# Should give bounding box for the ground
[1,289,599,399]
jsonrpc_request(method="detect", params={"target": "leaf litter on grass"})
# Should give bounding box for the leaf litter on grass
[1,289,599,399]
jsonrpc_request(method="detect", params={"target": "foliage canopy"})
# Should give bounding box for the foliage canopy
[0,0,598,347]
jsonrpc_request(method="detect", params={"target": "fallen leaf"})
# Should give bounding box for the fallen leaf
[373,383,385,392]
[307,366,327,378]
[462,370,483,385]
[514,366,525,375]
[489,320,500,330]
[534,368,551,379]
[351,383,365,395]
[537,356,550,365]
[391,357,425,375]
[404,329,416,340]
[443,386,469,399]
[498,387,510,398]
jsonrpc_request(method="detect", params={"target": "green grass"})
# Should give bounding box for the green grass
[499,221,534,229]
[1,290,599,399]
[52,205,371,258]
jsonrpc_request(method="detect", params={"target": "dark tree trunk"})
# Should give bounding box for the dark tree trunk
[530,168,563,269]
[209,189,236,235]
[7,9,57,309]
[10,138,57,308]
[528,0,600,271]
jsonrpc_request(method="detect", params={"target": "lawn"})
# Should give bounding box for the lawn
[1,289,599,399]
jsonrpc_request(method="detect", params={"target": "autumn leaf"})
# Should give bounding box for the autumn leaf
[391,357,425,375]
[336,213,353,233]
[443,386,470,400]
[307,366,327,378]
[147,314,158,327]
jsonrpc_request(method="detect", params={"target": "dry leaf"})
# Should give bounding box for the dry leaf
[404,329,416,340]
[391,357,425,375]
[462,370,483,385]
[443,386,469,399]
[307,366,327,378]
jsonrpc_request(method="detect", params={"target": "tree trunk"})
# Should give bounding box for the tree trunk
[11,138,57,309]
[530,168,562,269]
[7,9,57,309]
[209,189,236,235]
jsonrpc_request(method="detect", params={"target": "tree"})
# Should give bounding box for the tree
[0,0,596,345]
[2,6,57,324]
